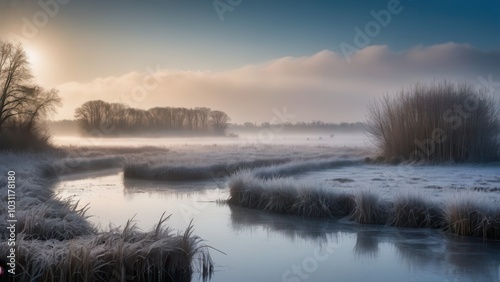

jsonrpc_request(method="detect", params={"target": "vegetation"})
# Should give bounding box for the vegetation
[0,41,61,151]
[232,121,365,133]
[122,145,365,182]
[227,171,354,217]
[389,192,442,228]
[75,100,231,136]
[1,215,212,282]
[443,195,500,239]
[227,171,500,239]
[124,157,291,181]
[0,151,214,281]
[365,81,500,162]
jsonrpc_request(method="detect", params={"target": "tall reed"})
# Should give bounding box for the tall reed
[366,81,500,162]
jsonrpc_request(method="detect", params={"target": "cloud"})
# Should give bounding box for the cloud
[55,43,500,123]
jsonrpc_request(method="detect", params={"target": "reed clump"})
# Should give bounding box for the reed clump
[351,190,388,224]
[444,196,500,239]
[366,81,500,162]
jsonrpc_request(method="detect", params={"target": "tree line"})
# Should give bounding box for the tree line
[232,121,364,133]
[75,100,231,136]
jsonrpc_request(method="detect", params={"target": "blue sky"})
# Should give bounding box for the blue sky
[1,0,499,122]
[2,0,499,82]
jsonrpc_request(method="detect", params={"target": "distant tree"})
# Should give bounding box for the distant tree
[74,100,108,133]
[196,107,211,131]
[243,122,255,128]
[209,110,230,135]
[74,101,231,136]
[261,122,270,128]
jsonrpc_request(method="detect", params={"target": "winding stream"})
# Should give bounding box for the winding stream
[54,169,500,282]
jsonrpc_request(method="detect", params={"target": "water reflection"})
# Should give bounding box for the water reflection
[123,177,227,202]
[55,171,500,282]
[354,230,380,258]
[229,205,500,281]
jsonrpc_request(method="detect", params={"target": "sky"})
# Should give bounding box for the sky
[0,0,499,123]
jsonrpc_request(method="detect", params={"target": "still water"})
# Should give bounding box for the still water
[54,170,500,282]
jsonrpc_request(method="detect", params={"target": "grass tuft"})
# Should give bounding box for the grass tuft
[443,196,500,239]
[351,190,387,224]
[389,192,443,228]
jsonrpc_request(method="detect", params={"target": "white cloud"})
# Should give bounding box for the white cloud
[55,43,500,123]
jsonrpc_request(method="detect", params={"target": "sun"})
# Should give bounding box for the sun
[24,45,42,70]
[22,44,49,84]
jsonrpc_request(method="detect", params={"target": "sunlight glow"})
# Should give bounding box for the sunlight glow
[24,46,42,71]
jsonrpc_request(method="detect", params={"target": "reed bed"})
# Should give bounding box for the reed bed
[123,157,292,181]
[120,143,369,181]
[253,158,363,179]
[0,215,213,282]
[366,81,500,162]
[227,171,500,239]
[228,171,354,217]
[40,155,124,178]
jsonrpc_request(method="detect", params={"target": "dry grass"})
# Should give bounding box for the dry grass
[389,192,443,228]
[120,144,368,181]
[254,158,362,179]
[228,171,354,218]
[40,156,124,178]
[1,215,213,282]
[366,81,500,162]
[227,171,500,239]
[124,157,291,181]
[351,190,388,224]
[443,196,500,239]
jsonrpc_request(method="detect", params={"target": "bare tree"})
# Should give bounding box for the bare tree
[209,110,230,135]
[196,107,211,131]
[24,87,61,129]
[74,100,108,132]
[0,41,61,133]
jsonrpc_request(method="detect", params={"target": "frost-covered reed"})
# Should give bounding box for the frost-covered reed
[443,195,500,239]
[366,81,500,162]
[227,171,500,239]
[0,152,214,280]
[228,171,354,217]
[0,215,213,282]
[124,157,291,181]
